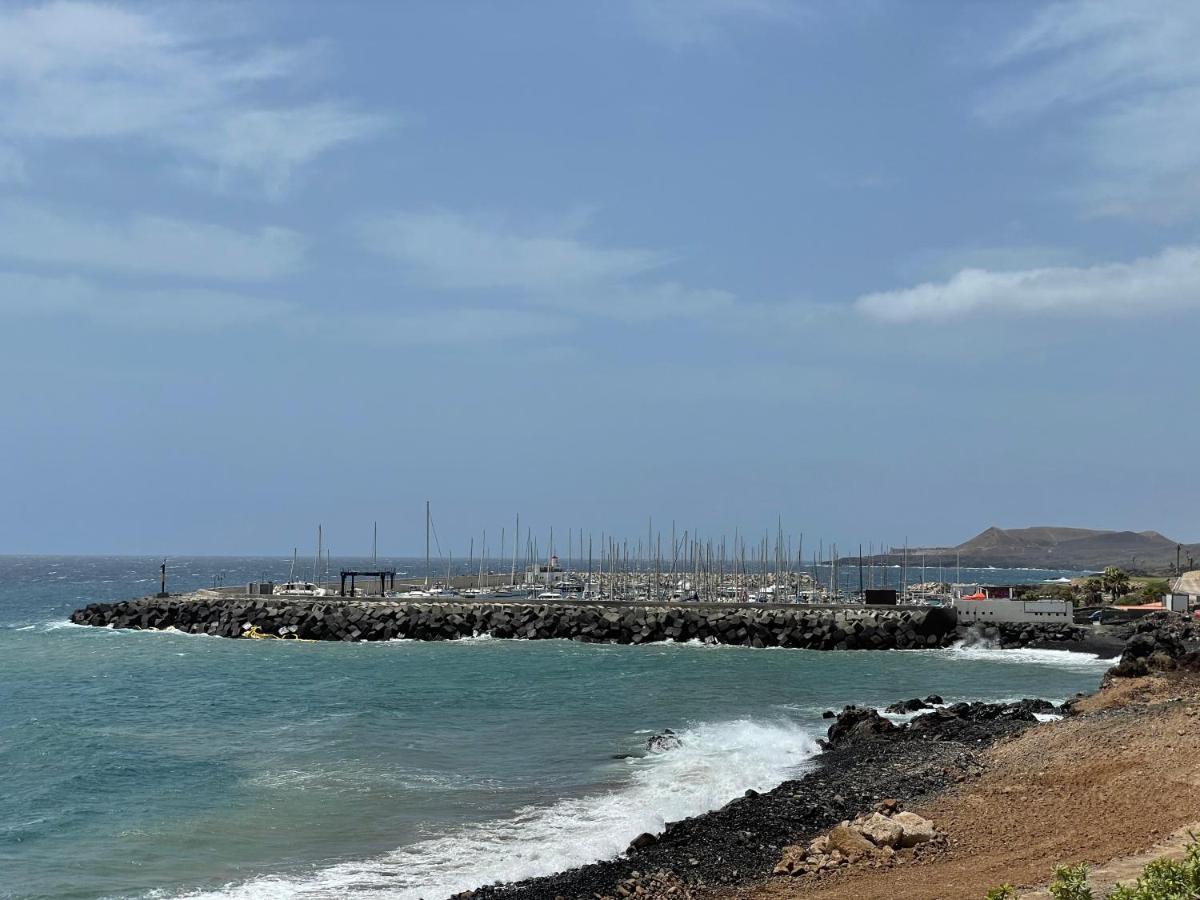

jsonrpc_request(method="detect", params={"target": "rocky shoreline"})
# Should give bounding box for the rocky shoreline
[458,616,1197,900]
[464,698,1067,900]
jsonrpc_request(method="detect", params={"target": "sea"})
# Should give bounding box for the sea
[1,556,1112,900]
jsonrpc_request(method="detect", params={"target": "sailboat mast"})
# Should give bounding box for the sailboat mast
[478,530,486,589]
[425,501,431,589]
[859,543,864,597]
[315,524,322,586]
[511,513,519,586]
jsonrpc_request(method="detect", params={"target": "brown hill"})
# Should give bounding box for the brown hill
[891,526,1199,573]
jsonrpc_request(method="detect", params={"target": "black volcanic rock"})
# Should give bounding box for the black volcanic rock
[821,706,900,749]
[646,729,682,753]
[885,698,930,714]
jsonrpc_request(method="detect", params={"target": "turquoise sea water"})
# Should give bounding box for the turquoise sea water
[1,557,1112,900]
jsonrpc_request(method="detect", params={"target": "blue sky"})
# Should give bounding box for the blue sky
[1,0,1196,556]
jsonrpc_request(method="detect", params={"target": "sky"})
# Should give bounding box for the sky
[1,0,1197,556]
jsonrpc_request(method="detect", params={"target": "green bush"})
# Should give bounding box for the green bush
[1137,579,1170,604]
[1049,864,1093,900]
[986,838,1200,899]
[1107,837,1200,899]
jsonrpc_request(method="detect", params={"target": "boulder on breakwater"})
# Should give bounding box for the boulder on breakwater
[69,596,960,650]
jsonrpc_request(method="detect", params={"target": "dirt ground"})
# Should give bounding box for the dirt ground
[719,671,1200,900]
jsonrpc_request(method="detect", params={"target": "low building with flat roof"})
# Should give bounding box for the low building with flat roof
[954,596,1073,625]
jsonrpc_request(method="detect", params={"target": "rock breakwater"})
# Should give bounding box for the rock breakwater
[69,595,959,649]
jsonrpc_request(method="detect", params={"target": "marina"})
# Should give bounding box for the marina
[249,505,1054,610]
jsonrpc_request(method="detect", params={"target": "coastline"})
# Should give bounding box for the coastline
[60,590,1167,899]
[461,699,1070,900]
[458,614,1197,900]
[721,664,1200,900]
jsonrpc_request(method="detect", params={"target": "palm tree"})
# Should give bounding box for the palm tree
[1101,566,1131,602]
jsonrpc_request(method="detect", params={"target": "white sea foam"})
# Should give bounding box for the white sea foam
[878,701,948,724]
[174,718,819,900]
[943,643,1114,670]
[7,619,86,632]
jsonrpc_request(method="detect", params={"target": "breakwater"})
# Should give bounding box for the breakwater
[69,595,959,649]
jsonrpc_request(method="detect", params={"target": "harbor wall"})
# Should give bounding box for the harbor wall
[70,596,959,650]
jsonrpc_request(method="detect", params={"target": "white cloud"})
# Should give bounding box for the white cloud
[896,244,1084,284]
[0,201,304,280]
[979,1,1200,221]
[0,144,27,184]
[629,0,805,48]
[360,208,762,324]
[855,244,1200,322]
[0,1,384,195]
[362,208,772,325]
[361,210,668,292]
[185,105,385,198]
[0,271,292,330]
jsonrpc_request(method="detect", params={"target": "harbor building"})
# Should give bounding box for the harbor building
[954,586,1074,625]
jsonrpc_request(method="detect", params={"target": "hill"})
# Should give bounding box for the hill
[881,526,1199,573]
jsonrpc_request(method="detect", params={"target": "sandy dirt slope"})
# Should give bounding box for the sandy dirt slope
[721,672,1200,900]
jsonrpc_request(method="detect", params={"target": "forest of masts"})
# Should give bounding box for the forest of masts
[415,513,956,604]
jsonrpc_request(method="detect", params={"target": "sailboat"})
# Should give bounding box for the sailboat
[389,502,464,599]
[273,533,329,596]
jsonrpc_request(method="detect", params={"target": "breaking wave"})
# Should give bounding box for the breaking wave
[943,642,1114,670]
[173,718,819,900]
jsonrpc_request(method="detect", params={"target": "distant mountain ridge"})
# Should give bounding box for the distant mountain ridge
[895,526,1198,573]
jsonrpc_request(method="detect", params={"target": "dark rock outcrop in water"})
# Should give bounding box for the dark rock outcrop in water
[68,596,960,650]
[821,707,899,748]
[885,697,931,714]
[646,729,682,753]
[1107,613,1200,678]
[464,698,1056,900]
[820,699,1056,751]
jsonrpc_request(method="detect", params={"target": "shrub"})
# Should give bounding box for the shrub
[1049,865,1093,900]
[987,838,1200,899]
[1107,837,1200,899]
[1137,579,1170,604]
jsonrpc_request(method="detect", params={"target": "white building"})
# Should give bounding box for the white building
[1168,571,1200,613]
[954,597,1074,625]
